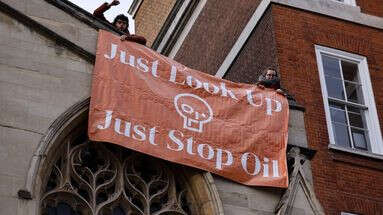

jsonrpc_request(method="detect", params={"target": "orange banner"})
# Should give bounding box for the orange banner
[89,30,289,187]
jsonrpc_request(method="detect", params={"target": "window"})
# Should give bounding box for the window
[331,0,357,6]
[315,45,383,155]
[40,138,193,215]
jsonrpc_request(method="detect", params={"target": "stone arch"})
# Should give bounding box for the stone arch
[18,97,223,215]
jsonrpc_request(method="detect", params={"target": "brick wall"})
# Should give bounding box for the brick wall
[224,7,278,84]
[272,4,383,214]
[356,0,383,17]
[174,0,262,75]
[134,0,177,47]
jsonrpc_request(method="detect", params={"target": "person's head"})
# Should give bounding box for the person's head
[258,67,279,82]
[112,14,129,33]
[257,67,281,89]
[264,68,277,80]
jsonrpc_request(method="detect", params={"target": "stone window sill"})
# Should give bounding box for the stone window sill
[328,144,383,161]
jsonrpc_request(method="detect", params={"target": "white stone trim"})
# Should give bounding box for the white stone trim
[20,98,90,199]
[128,0,144,17]
[215,0,271,78]
[168,0,207,59]
[203,173,225,215]
[156,0,192,53]
[330,0,357,7]
[273,0,383,29]
[315,45,383,155]
[329,144,383,160]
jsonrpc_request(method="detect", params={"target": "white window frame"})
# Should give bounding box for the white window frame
[331,0,357,7]
[315,45,383,155]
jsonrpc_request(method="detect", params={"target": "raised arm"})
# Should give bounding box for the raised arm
[93,0,120,22]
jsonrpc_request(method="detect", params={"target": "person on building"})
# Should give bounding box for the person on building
[93,0,147,45]
[257,68,286,96]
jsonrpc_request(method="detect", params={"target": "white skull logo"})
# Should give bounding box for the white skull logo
[174,93,213,133]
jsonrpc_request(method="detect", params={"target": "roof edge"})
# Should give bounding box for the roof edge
[44,0,121,35]
[272,0,383,30]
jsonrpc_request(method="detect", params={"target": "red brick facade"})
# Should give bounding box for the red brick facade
[356,0,383,17]
[224,8,278,84]
[272,4,383,214]
[174,0,262,75]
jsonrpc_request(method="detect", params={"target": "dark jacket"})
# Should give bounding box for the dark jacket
[93,3,111,23]
[257,75,281,90]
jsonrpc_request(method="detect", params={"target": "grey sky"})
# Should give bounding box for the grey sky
[68,0,135,32]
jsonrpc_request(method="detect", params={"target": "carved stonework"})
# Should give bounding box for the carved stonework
[275,147,324,215]
[40,138,192,215]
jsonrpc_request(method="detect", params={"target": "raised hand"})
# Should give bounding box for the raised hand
[120,34,127,41]
[110,0,120,6]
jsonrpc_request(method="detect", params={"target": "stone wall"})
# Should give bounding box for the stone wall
[0,5,95,213]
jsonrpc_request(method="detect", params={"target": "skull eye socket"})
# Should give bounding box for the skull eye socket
[181,104,194,114]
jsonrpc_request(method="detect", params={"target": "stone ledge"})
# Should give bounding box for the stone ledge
[329,144,383,161]
[272,0,383,30]
[44,0,121,35]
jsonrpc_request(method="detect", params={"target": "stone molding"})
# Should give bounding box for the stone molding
[18,98,90,200]
[273,0,383,29]
[128,0,144,18]
[152,0,201,55]
[44,0,122,35]
[167,0,207,59]
[329,144,383,161]
[276,147,324,215]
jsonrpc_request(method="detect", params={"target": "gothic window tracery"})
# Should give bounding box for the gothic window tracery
[41,136,192,215]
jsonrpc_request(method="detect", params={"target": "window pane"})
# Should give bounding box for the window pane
[329,102,347,124]
[113,206,125,215]
[348,105,362,113]
[57,203,79,215]
[347,109,365,128]
[47,207,57,215]
[352,128,368,150]
[322,55,341,78]
[46,203,81,215]
[332,123,351,148]
[344,81,364,104]
[325,76,345,100]
[57,203,71,215]
[341,60,359,83]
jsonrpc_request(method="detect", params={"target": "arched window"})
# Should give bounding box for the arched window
[40,132,195,215]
